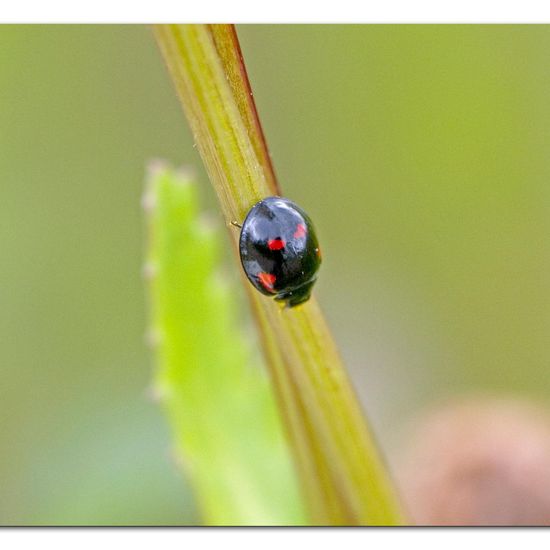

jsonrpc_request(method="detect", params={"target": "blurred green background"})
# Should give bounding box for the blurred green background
[2,25,550,525]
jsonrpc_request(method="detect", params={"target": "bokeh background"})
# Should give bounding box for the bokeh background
[2,25,550,525]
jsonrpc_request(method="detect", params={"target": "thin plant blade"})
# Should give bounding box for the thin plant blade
[155,24,405,525]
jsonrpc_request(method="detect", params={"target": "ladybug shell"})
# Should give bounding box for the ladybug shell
[238,197,321,307]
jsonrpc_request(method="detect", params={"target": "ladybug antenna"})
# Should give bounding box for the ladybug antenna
[230,220,242,229]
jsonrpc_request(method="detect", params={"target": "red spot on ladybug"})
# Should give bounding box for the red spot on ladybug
[258,272,276,292]
[267,238,286,251]
[293,223,307,239]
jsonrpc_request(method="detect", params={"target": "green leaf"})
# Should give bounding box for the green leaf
[144,161,306,525]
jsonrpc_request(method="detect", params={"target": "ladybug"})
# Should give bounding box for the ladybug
[236,196,322,308]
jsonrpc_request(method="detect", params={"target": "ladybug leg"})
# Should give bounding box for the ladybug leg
[230,220,242,229]
[275,280,316,308]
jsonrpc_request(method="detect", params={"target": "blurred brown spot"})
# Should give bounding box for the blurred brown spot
[397,397,550,525]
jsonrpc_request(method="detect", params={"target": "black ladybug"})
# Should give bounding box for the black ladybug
[237,197,322,308]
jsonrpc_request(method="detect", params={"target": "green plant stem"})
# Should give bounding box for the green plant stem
[155,23,405,525]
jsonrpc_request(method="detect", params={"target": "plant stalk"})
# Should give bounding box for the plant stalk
[155,23,404,525]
